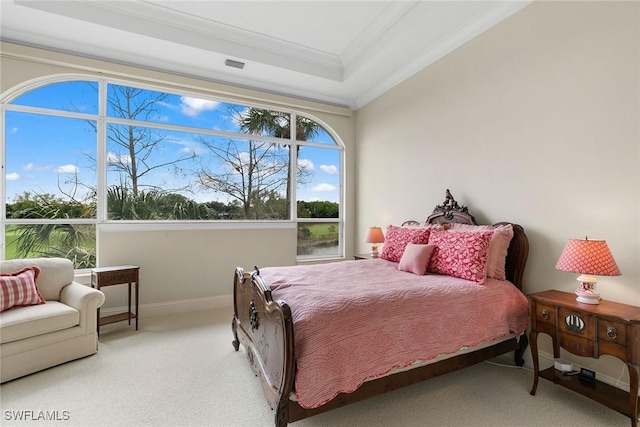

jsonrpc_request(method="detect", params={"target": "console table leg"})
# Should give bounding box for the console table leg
[628,362,639,427]
[135,280,139,331]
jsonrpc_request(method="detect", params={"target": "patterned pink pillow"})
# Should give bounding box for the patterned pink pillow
[0,266,45,312]
[380,225,431,262]
[398,243,436,275]
[427,229,494,284]
[448,223,514,280]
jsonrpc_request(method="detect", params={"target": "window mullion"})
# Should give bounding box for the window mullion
[290,112,297,221]
[97,79,107,223]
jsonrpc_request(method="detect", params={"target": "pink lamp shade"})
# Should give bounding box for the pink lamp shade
[364,226,385,258]
[556,238,620,304]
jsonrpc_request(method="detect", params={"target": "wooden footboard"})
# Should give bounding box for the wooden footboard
[232,267,294,427]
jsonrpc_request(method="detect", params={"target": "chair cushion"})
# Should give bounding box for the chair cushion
[0,301,79,344]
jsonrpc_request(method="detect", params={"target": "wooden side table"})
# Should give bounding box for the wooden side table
[354,253,374,260]
[91,265,140,334]
[529,290,640,426]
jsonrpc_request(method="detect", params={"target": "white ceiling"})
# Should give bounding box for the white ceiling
[0,0,531,109]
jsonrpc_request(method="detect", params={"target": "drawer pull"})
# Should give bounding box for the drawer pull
[565,314,585,334]
[541,309,549,320]
[606,326,617,339]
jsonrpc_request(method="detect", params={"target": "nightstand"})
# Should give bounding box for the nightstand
[354,254,374,260]
[529,290,640,426]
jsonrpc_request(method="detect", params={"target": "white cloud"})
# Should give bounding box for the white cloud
[238,152,250,164]
[179,144,205,156]
[107,152,132,164]
[169,138,206,156]
[320,164,337,174]
[56,164,79,173]
[312,183,336,192]
[298,158,314,171]
[10,127,18,133]
[23,163,50,172]
[180,96,220,117]
[6,172,19,181]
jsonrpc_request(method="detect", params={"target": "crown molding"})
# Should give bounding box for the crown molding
[16,0,344,81]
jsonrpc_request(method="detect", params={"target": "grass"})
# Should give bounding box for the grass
[297,223,339,255]
[306,223,338,238]
[4,224,96,261]
[5,226,19,259]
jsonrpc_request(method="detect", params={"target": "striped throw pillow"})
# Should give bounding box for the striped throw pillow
[1,266,46,312]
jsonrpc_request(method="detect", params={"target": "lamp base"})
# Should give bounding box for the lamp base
[575,274,600,304]
[371,243,379,258]
[575,290,600,304]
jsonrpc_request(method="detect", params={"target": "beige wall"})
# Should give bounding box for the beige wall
[356,1,639,386]
[98,227,296,304]
[0,42,356,306]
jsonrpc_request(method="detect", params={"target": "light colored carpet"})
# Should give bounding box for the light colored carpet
[0,309,631,427]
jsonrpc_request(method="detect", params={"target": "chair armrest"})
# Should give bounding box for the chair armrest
[60,282,105,331]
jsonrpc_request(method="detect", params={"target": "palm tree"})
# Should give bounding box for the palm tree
[8,193,96,268]
[237,108,320,215]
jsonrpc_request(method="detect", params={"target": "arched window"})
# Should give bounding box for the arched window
[2,79,344,267]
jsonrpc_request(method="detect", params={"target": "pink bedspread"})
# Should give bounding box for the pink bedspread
[261,258,529,409]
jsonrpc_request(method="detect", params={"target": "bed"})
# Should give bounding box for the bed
[232,191,530,426]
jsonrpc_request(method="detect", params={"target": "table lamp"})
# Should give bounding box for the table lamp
[364,226,385,258]
[555,237,621,304]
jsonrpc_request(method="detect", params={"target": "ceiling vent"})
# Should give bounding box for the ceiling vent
[225,59,245,69]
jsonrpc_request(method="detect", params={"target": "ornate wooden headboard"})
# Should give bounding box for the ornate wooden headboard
[404,190,529,291]
[427,189,477,225]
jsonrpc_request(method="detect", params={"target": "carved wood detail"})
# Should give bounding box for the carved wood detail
[249,300,259,331]
[426,189,477,224]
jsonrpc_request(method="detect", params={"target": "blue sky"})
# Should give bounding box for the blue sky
[4,81,341,206]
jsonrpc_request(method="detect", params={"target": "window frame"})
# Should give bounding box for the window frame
[1,76,345,265]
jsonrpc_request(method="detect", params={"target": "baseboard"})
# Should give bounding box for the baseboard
[100,294,232,319]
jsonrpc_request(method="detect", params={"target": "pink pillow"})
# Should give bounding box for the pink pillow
[398,243,436,275]
[380,225,431,262]
[447,223,513,280]
[427,229,493,284]
[488,224,513,280]
[1,266,45,312]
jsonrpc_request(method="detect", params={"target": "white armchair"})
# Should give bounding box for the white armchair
[1,258,105,383]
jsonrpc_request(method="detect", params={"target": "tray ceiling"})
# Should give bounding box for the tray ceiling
[1,0,531,109]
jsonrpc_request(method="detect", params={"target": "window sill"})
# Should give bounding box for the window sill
[296,256,345,265]
[98,221,296,232]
